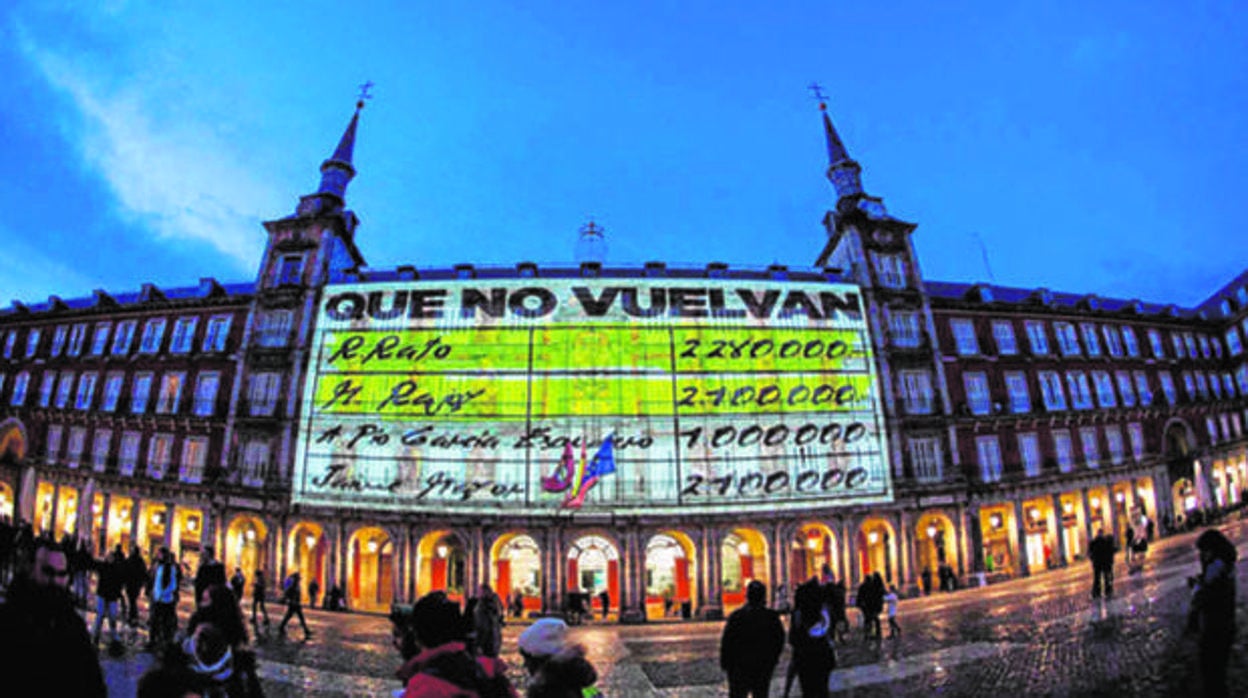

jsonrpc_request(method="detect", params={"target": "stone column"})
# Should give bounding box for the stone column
[1012,498,1030,577]
[896,510,912,590]
[771,522,790,610]
[1051,493,1069,567]
[95,491,112,555]
[128,498,141,552]
[839,517,855,590]
[621,527,646,624]
[965,502,982,578]
[162,501,176,552]
[333,522,348,594]
[698,526,724,620]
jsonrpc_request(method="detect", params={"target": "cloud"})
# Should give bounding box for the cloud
[15,24,286,272]
[0,228,98,304]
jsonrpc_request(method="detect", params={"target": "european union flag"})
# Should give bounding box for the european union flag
[585,434,616,479]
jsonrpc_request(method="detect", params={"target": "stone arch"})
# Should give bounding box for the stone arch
[720,526,769,614]
[644,530,697,620]
[224,515,269,582]
[856,517,898,585]
[417,530,470,601]
[566,533,621,619]
[287,522,329,607]
[790,521,840,586]
[489,531,542,618]
[913,511,958,592]
[346,526,396,613]
[1163,418,1197,458]
[0,418,28,463]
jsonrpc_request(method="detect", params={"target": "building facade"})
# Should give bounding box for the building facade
[2,100,1245,620]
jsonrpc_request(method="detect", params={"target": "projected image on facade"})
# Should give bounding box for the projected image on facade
[292,279,892,514]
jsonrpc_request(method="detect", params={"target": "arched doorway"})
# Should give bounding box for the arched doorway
[857,518,897,584]
[791,523,838,586]
[0,481,13,520]
[491,533,542,619]
[644,532,696,620]
[976,506,1014,576]
[288,523,328,609]
[417,531,467,602]
[721,528,767,613]
[567,534,619,620]
[1172,478,1196,526]
[914,512,956,593]
[348,527,394,613]
[225,516,268,582]
[1020,497,1056,574]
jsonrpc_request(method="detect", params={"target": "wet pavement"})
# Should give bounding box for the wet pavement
[92,518,1248,696]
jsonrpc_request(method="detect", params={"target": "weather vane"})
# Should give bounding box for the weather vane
[807,82,828,103]
[356,81,375,108]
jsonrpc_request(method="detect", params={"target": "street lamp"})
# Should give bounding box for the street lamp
[926,524,938,539]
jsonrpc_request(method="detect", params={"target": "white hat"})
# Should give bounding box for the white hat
[518,618,568,658]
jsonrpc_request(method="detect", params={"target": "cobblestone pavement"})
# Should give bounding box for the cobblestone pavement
[90,519,1248,697]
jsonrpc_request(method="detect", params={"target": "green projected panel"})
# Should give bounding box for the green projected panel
[292,279,893,515]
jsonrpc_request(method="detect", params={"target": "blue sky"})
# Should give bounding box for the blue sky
[2,1,1245,307]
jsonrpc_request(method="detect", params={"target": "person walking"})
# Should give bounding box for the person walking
[149,546,181,651]
[0,539,107,696]
[1186,528,1238,698]
[884,585,901,639]
[230,567,246,602]
[719,580,785,698]
[251,568,270,627]
[307,576,321,610]
[278,571,311,640]
[474,582,505,658]
[786,579,836,698]
[1089,529,1116,599]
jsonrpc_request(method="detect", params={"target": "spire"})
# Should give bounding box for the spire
[819,101,863,200]
[315,99,363,203]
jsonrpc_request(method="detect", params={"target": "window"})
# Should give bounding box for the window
[193,372,220,417]
[54,372,74,409]
[75,372,98,410]
[102,372,124,412]
[1211,335,1223,359]
[67,324,87,356]
[1079,427,1100,469]
[899,370,934,415]
[1238,365,1248,396]
[1053,430,1074,473]
[872,253,906,289]
[90,322,111,356]
[203,315,232,353]
[1122,327,1140,357]
[2,330,14,358]
[951,319,979,356]
[277,254,305,285]
[1024,320,1050,355]
[1018,432,1041,478]
[1172,332,1187,358]
[992,321,1017,355]
[1128,423,1144,461]
[111,320,136,355]
[241,440,270,487]
[248,372,281,416]
[963,372,990,415]
[1194,372,1208,401]
[38,372,56,408]
[170,317,198,354]
[256,310,294,348]
[155,372,185,414]
[1198,334,1211,359]
[1005,372,1030,413]
[1091,371,1116,408]
[130,372,153,414]
[1080,323,1101,357]
[1039,371,1067,411]
[908,437,943,483]
[1105,426,1125,465]
[66,427,86,469]
[10,372,29,406]
[1224,372,1237,398]
[1228,328,1244,357]
[147,433,174,480]
[888,310,922,348]
[179,437,209,484]
[1206,417,1218,443]
[1159,372,1177,404]
[1182,372,1196,401]
[1115,371,1136,407]
[975,436,1003,483]
[50,325,68,357]
[1054,322,1080,356]
[0,374,5,401]
[25,328,42,358]
[1148,329,1165,358]
[45,424,63,464]
[1210,373,1222,399]
[119,432,141,477]
[1102,326,1123,357]
[1184,332,1198,359]
[1133,371,1153,406]
[91,430,112,472]
[1066,371,1093,410]
[139,318,167,354]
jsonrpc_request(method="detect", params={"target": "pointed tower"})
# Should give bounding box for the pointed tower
[822,101,863,200]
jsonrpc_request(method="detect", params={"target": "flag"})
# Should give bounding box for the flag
[585,434,616,479]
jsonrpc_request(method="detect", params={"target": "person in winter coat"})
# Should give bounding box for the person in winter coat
[194,545,228,610]
[150,547,182,650]
[170,621,262,697]
[92,547,126,646]
[124,545,147,629]
[719,580,784,698]
[474,583,505,658]
[277,571,311,640]
[517,617,598,698]
[390,591,518,698]
[1186,528,1238,698]
[189,583,250,651]
[230,568,246,603]
[251,569,270,627]
[787,579,836,698]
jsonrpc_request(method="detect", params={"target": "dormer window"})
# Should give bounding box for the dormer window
[277,254,305,286]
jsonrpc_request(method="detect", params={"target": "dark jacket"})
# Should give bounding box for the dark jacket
[719,602,785,679]
[394,641,517,698]
[96,555,125,601]
[1189,557,1237,641]
[196,559,228,599]
[528,645,598,698]
[0,578,107,697]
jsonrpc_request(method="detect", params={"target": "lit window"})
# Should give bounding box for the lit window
[1121,327,1140,357]
[1005,372,1030,413]
[248,372,281,416]
[90,322,111,356]
[992,320,1017,355]
[1102,326,1123,357]
[1054,322,1080,356]
[155,372,185,414]
[67,427,86,469]
[888,310,922,348]
[119,432,141,477]
[908,437,943,483]
[193,372,220,417]
[25,328,41,358]
[179,437,209,484]
[202,315,232,353]
[1105,427,1125,465]
[45,424,63,464]
[147,433,174,480]
[101,372,124,412]
[91,429,112,472]
[170,317,198,354]
[242,440,270,487]
[50,325,68,357]
[10,372,29,406]
[1171,332,1186,359]
[1079,427,1100,469]
[1226,328,1243,357]
[67,324,87,356]
[1148,329,1164,358]
[1080,324,1101,357]
[1128,423,1144,461]
[75,372,98,410]
[963,372,990,415]
[899,370,934,415]
[38,372,56,408]
[1133,371,1152,406]
[55,372,75,409]
[1115,371,1136,407]
[2,330,15,358]
[257,310,294,348]
[975,436,1003,483]
[1024,320,1049,355]
[1065,371,1093,410]
[1159,372,1177,404]
[1091,371,1116,409]
[1018,432,1041,477]
[1184,332,1197,359]
[130,373,153,414]
[1039,371,1067,411]
[1053,430,1074,473]
[111,320,136,355]
[139,318,167,354]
